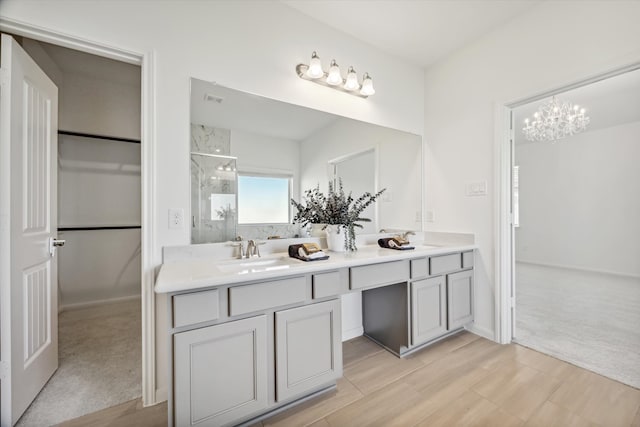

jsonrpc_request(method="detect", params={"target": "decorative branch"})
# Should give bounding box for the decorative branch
[291,179,385,251]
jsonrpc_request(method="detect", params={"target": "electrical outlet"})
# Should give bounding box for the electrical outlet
[426,210,435,222]
[168,208,184,229]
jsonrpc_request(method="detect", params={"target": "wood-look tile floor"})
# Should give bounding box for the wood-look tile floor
[59,332,640,427]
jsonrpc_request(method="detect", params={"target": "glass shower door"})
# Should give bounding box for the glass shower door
[191,153,238,243]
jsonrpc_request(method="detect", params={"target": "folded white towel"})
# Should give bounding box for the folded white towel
[298,248,327,259]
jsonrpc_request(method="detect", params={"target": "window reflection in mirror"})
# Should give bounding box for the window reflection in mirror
[238,174,291,225]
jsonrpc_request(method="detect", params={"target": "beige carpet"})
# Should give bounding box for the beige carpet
[16,298,142,426]
[515,262,640,389]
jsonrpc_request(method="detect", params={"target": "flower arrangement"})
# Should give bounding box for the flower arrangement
[291,179,385,251]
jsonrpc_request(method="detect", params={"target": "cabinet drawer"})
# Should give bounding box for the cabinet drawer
[410,258,428,279]
[462,251,474,269]
[173,289,219,328]
[430,253,461,275]
[313,271,342,299]
[350,260,408,290]
[229,276,307,316]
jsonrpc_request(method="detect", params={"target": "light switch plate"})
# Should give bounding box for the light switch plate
[168,208,184,229]
[466,181,488,196]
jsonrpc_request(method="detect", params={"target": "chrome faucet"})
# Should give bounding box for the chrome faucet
[245,240,257,258]
[399,230,415,240]
[245,239,263,258]
[229,236,245,259]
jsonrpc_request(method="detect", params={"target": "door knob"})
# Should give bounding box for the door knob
[49,237,66,256]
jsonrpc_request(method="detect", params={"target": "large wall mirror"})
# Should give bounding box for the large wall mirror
[190,78,423,244]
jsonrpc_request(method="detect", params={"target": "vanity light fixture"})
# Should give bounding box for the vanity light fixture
[306,51,324,79]
[326,60,342,86]
[296,51,375,98]
[360,73,375,96]
[344,66,359,91]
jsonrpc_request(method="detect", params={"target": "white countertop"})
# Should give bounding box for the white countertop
[155,242,477,294]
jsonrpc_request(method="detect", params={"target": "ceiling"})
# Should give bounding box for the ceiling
[282,0,542,68]
[36,39,140,85]
[191,78,339,141]
[513,68,640,144]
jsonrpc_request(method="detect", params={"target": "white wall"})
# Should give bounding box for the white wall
[58,135,141,308]
[300,118,422,232]
[60,71,141,139]
[231,129,300,189]
[21,38,64,86]
[0,0,425,401]
[515,121,640,277]
[423,1,640,338]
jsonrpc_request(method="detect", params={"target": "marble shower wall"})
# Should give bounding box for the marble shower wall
[191,124,231,155]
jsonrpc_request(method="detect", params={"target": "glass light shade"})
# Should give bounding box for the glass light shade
[360,73,375,96]
[306,51,324,79]
[326,60,342,86]
[344,66,359,91]
[522,96,590,142]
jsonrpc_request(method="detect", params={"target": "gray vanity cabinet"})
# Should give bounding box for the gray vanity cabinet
[275,299,342,402]
[173,315,268,427]
[411,276,447,346]
[447,269,474,330]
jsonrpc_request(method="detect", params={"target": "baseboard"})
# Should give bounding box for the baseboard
[466,323,496,343]
[516,260,640,280]
[342,326,364,342]
[60,294,141,312]
[154,386,168,404]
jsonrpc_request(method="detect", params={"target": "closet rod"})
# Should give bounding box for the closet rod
[58,130,141,144]
[58,226,141,231]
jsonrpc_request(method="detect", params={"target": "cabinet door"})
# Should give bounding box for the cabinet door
[275,299,342,402]
[411,276,447,346]
[174,315,268,427]
[447,270,474,330]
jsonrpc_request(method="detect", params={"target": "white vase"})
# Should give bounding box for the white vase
[308,223,326,237]
[325,225,345,252]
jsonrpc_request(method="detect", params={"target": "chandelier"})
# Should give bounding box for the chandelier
[522,96,590,142]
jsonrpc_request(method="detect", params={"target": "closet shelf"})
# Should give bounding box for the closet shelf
[58,130,140,144]
[58,225,141,231]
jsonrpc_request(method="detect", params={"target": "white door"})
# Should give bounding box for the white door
[509,110,517,340]
[0,33,60,426]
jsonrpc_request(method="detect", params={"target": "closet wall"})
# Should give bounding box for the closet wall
[22,38,142,309]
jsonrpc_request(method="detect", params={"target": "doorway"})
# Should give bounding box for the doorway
[499,66,640,389]
[3,33,144,426]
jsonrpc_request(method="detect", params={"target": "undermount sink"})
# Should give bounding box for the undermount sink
[216,257,297,274]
